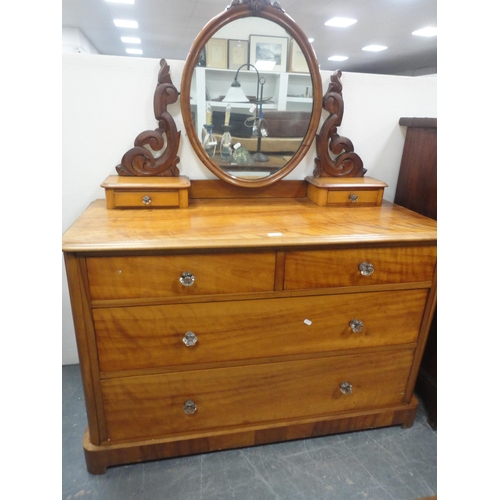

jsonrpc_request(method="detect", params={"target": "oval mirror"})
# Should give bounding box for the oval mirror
[180,1,322,188]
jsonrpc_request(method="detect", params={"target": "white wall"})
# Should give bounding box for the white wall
[62,27,99,54]
[62,53,437,365]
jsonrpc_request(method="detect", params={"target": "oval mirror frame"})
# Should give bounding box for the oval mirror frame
[180,2,323,188]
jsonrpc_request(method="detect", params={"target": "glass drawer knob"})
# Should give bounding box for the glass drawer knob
[142,195,152,205]
[183,399,197,415]
[340,381,353,395]
[349,194,358,202]
[180,271,195,286]
[349,319,364,333]
[358,262,374,276]
[183,331,198,347]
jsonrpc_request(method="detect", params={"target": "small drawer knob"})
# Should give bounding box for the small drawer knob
[358,262,374,276]
[142,195,152,205]
[183,399,197,415]
[340,381,353,395]
[179,271,195,287]
[349,319,364,333]
[183,331,198,347]
[349,193,358,202]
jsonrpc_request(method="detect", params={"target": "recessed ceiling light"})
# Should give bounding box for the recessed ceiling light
[308,38,314,43]
[121,37,141,44]
[362,45,387,52]
[328,55,349,61]
[126,48,143,55]
[106,0,134,4]
[113,19,138,28]
[412,27,437,37]
[325,17,357,28]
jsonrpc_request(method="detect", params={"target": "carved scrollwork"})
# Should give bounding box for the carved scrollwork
[227,0,284,13]
[116,59,181,177]
[314,70,366,178]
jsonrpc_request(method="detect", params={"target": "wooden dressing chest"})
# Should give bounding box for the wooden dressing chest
[63,183,437,474]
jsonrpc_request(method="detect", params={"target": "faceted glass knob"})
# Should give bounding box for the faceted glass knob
[183,331,198,347]
[340,381,353,395]
[349,319,364,333]
[183,399,197,415]
[142,195,152,205]
[179,271,195,286]
[358,262,374,276]
[349,194,358,202]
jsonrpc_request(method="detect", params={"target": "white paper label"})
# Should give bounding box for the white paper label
[304,319,312,326]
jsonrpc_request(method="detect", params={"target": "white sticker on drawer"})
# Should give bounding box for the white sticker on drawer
[304,319,312,326]
[267,232,283,237]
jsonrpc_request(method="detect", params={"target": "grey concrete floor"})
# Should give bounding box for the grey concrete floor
[62,364,437,500]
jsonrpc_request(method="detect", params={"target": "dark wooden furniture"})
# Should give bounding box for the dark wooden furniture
[394,117,437,428]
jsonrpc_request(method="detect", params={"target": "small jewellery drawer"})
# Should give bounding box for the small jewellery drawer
[326,189,381,206]
[306,176,387,207]
[101,175,190,209]
[87,252,276,300]
[94,290,427,372]
[284,246,436,290]
[113,190,181,208]
[101,349,414,442]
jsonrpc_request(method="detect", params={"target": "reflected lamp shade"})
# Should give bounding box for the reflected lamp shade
[223,81,249,102]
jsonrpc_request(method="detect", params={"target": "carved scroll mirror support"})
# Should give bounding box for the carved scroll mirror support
[314,70,366,178]
[116,59,181,177]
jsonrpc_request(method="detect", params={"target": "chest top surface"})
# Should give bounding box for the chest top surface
[62,198,437,253]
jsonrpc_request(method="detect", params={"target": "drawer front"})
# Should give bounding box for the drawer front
[114,190,180,208]
[327,189,382,206]
[284,246,436,290]
[87,252,276,300]
[101,349,414,442]
[95,290,427,372]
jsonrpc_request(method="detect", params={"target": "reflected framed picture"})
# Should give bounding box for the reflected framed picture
[228,39,249,70]
[206,38,228,69]
[289,39,309,73]
[249,35,288,72]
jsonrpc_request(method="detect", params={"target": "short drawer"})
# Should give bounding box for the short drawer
[87,252,276,300]
[284,246,436,290]
[327,189,381,206]
[113,190,181,208]
[101,349,414,442]
[94,290,427,372]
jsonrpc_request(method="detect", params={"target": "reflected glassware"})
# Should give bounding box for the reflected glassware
[220,126,232,160]
[202,124,217,158]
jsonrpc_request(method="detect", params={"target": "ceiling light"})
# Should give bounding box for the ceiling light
[121,37,141,44]
[126,48,143,55]
[362,45,387,52]
[412,27,437,37]
[325,17,357,28]
[308,38,314,43]
[106,0,134,4]
[328,55,348,61]
[113,19,138,28]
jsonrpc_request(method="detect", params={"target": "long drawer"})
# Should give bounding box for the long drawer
[94,289,428,372]
[87,252,276,300]
[101,349,414,442]
[284,246,436,290]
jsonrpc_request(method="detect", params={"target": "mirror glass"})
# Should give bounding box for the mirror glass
[187,17,316,181]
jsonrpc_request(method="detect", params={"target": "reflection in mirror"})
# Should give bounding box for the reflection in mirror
[190,18,313,180]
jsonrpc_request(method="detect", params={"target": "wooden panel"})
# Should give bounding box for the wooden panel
[94,290,427,372]
[113,191,180,208]
[87,252,276,300]
[284,246,436,290]
[101,350,414,442]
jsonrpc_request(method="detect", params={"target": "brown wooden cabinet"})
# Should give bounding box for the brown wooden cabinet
[394,117,437,428]
[63,185,437,474]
